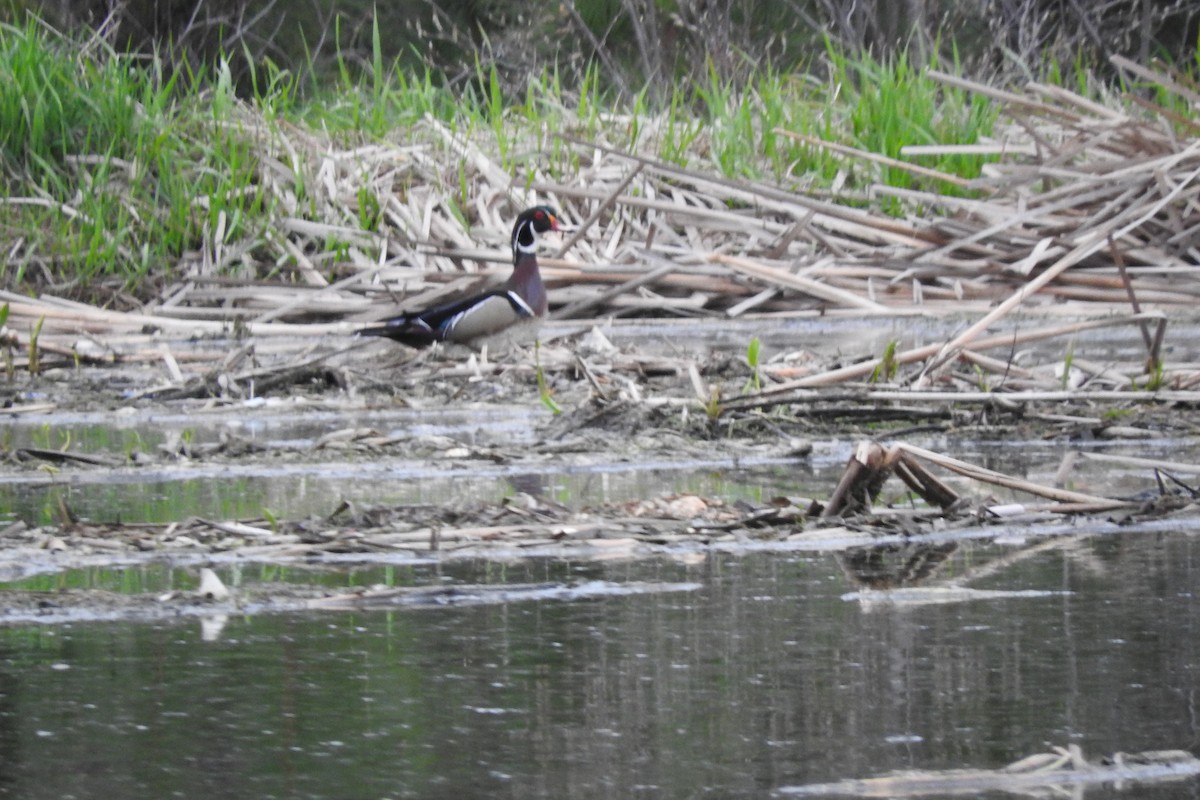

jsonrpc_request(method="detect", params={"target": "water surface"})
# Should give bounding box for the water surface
[1,531,1198,799]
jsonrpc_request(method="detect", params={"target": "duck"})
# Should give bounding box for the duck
[356,206,559,349]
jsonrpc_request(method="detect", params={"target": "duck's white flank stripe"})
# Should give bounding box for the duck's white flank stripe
[506,291,535,317]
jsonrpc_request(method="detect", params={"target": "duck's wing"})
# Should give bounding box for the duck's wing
[356,288,534,348]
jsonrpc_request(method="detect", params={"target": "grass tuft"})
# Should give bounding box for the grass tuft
[0,18,267,292]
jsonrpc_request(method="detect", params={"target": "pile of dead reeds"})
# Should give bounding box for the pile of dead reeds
[2,58,1198,399]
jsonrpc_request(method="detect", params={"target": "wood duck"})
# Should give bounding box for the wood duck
[357,205,560,349]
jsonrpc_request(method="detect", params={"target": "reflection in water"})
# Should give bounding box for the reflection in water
[199,614,228,642]
[0,652,19,796]
[0,533,1196,798]
[838,542,958,589]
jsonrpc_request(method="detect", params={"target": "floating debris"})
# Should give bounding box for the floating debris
[305,579,702,610]
[197,568,230,601]
[840,586,1071,606]
[0,578,701,629]
[776,745,1200,797]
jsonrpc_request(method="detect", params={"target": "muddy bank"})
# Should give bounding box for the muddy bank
[1,454,1196,627]
[4,313,1200,626]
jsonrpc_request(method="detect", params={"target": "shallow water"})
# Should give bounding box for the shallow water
[2,430,1198,531]
[1,533,1199,799]
[2,316,1200,797]
[1,314,1187,526]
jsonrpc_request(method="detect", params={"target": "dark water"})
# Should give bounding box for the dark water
[1,533,1198,799]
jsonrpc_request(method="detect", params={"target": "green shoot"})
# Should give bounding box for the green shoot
[28,315,43,376]
[972,364,990,392]
[535,341,562,415]
[356,180,381,231]
[705,385,721,421]
[53,489,75,527]
[1060,342,1075,390]
[743,336,763,393]
[123,430,143,461]
[870,340,899,383]
[1144,359,1166,391]
[0,303,9,379]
